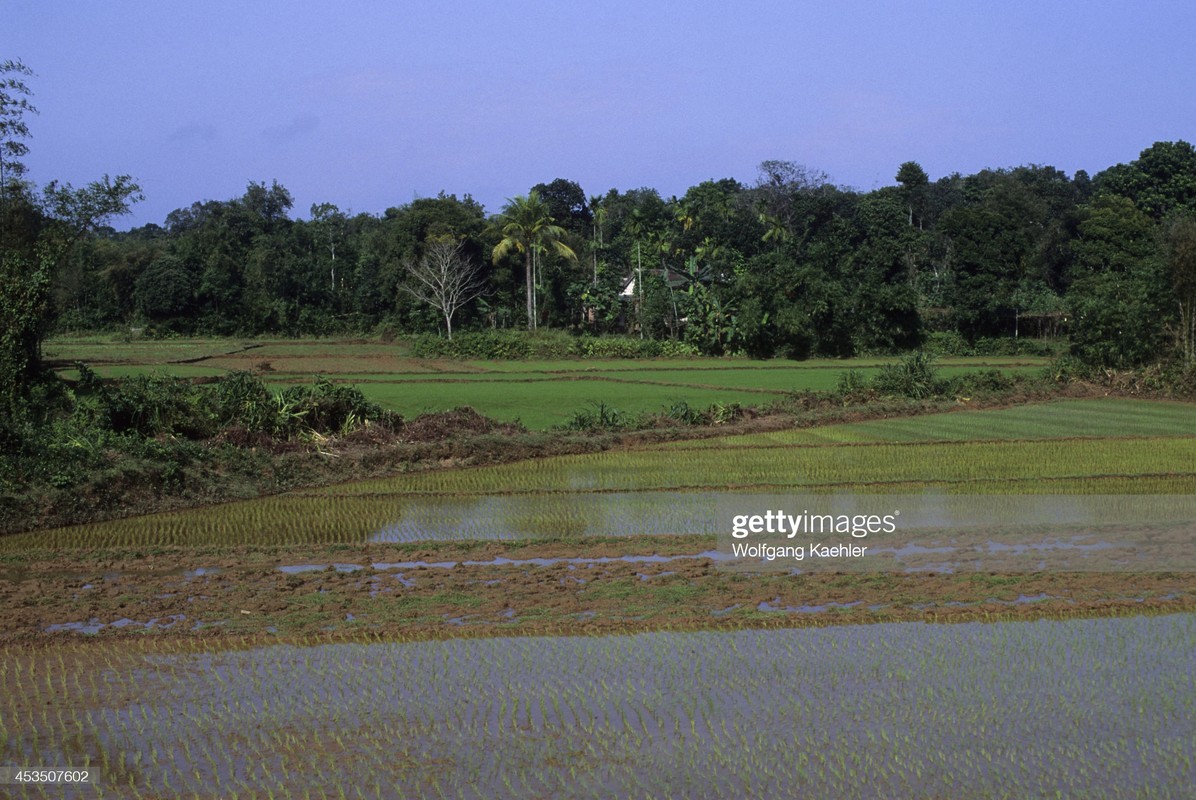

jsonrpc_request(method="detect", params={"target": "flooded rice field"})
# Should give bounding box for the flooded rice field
[367,491,722,542]
[4,613,1194,798]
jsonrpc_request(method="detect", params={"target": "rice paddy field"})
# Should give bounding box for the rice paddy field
[8,337,1196,798]
[4,616,1195,799]
[44,335,1047,429]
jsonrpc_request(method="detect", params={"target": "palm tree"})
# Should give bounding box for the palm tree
[492,192,576,330]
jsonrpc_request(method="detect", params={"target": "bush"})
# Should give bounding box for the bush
[573,337,660,358]
[659,340,702,357]
[921,331,972,356]
[278,377,399,435]
[662,399,704,425]
[409,330,701,360]
[1046,355,1196,397]
[560,401,629,431]
[923,332,1060,358]
[67,368,398,441]
[0,416,32,489]
[104,373,214,438]
[706,401,744,425]
[409,331,539,359]
[970,337,1059,357]
[872,352,947,399]
[835,369,875,403]
[210,371,276,433]
[1165,362,1196,396]
[1045,354,1092,384]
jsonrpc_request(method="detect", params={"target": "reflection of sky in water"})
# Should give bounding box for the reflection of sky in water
[371,492,727,542]
[63,614,1195,799]
[370,492,1196,571]
[885,494,1196,529]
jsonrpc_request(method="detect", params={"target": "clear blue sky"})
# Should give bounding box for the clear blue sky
[6,1,1195,228]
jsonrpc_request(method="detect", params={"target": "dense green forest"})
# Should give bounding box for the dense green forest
[20,144,1196,367]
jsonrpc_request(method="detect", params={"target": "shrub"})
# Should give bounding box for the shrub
[572,337,660,359]
[706,401,744,425]
[210,371,276,433]
[104,373,214,438]
[872,352,946,399]
[662,399,704,425]
[278,377,399,435]
[921,331,972,357]
[560,401,628,431]
[1045,354,1092,384]
[1068,270,1170,368]
[970,337,1059,357]
[659,340,702,357]
[409,331,537,359]
[924,332,1060,358]
[835,369,875,403]
[409,331,701,360]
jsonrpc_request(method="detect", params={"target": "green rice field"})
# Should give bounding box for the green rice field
[664,397,1196,446]
[44,336,1047,428]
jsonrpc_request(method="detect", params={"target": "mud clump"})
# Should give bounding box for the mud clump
[401,407,525,442]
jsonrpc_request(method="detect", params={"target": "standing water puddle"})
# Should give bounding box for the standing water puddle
[277,563,366,574]
[368,492,728,542]
[278,551,731,574]
[44,614,186,635]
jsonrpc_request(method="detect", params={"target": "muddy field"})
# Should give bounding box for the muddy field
[4,538,1194,645]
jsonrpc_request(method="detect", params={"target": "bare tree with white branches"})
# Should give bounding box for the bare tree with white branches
[401,237,486,340]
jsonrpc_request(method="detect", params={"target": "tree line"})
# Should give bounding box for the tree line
[5,59,1196,380]
[36,147,1196,367]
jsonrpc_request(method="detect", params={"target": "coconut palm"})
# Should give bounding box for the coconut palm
[492,191,576,330]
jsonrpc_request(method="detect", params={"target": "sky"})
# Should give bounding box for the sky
[5,1,1196,229]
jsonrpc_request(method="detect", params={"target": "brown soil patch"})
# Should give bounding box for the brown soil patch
[3,540,1192,647]
[399,407,526,442]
